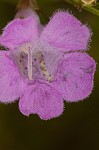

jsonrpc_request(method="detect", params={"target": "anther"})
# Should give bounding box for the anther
[37,51,53,82]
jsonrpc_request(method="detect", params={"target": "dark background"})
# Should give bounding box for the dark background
[0,0,99,150]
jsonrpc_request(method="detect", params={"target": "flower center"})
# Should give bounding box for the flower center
[17,43,53,82]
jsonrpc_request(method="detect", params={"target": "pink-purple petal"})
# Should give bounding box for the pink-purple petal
[53,52,96,102]
[19,83,64,120]
[0,51,25,103]
[40,11,91,52]
[0,15,41,49]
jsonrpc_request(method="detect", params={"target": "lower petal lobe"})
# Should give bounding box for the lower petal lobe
[19,83,63,120]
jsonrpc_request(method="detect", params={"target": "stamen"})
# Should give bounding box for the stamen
[28,48,33,80]
[37,52,53,82]
[19,43,31,54]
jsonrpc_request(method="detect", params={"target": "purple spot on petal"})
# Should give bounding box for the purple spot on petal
[21,55,24,59]
[62,75,67,82]
[85,66,94,74]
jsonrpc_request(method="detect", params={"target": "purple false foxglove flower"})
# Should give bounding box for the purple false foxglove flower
[0,11,96,120]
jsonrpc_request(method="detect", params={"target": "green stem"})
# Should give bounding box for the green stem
[83,5,99,16]
[64,0,99,16]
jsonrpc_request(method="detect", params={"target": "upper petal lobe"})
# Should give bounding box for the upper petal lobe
[0,15,41,49]
[41,11,91,52]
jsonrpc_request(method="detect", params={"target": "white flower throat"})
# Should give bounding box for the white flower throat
[17,43,53,82]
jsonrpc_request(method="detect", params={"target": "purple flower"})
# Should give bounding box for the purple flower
[0,11,96,120]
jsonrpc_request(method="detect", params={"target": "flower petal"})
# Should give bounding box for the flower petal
[40,11,91,52]
[53,53,96,102]
[19,83,63,120]
[0,15,41,49]
[0,51,25,103]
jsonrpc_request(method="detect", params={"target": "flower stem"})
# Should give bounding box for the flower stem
[83,5,99,16]
[64,0,99,16]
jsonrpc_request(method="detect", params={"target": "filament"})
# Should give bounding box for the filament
[28,48,33,80]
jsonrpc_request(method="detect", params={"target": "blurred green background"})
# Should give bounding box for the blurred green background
[0,0,99,150]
